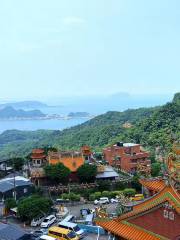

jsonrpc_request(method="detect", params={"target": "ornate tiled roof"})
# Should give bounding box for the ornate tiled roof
[139,178,166,192]
[97,220,167,240]
[97,185,180,240]
[118,185,180,221]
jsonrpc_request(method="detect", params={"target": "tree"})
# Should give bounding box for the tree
[151,162,161,177]
[131,173,141,191]
[77,164,97,183]
[17,196,52,222]
[44,163,70,184]
[9,157,25,171]
[5,198,17,211]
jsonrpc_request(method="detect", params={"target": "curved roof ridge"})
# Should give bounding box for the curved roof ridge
[117,185,180,221]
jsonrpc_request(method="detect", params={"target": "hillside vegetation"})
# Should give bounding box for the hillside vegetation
[0,93,179,159]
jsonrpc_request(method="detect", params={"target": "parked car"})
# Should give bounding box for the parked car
[31,229,48,238]
[110,198,119,203]
[41,215,56,228]
[31,215,46,227]
[94,197,109,205]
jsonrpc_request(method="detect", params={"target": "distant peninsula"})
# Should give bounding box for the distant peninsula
[0,101,48,109]
[0,106,46,120]
[68,112,90,118]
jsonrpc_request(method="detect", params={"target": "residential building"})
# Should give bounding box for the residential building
[0,176,33,200]
[96,165,119,181]
[103,142,151,174]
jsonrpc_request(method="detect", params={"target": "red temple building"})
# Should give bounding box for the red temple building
[103,142,151,174]
[30,148,47,167]
[97,144,180,240]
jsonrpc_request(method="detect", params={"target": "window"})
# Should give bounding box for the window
[59,224,68,229]
[49,231,62,237]
[131,159,137,163]
[163,210,168,218]
[169,212,175,220]
[37,160,41,165]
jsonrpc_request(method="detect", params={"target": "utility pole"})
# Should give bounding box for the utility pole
[11,155,16,201]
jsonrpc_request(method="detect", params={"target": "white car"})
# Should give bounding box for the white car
[41,215,56,228]
[110,198,119,203]
[31,215,46,227]
[94,197,109,205]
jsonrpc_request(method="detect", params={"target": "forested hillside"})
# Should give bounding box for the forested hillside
[0,93,179,159]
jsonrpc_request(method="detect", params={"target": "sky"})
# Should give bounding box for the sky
[0,0,180,100]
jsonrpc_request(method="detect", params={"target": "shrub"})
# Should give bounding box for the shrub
[89,194,96,201]
[69,193,80,201]
[110,191,123,198]
[94,192,101,199]
[123,188,136,197]
[61,193,69,200]
[101,191,110,198]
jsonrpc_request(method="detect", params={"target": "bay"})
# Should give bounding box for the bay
[0,118,87,133]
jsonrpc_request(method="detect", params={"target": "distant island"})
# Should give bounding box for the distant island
[68,112,90,118]
[0,106,46,120]
[0,101,48,109]
[0,107,93,121]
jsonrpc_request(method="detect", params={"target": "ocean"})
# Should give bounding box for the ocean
[0,118,87,133]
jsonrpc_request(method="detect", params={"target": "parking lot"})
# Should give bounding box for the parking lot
[3,202,117,239]
[67,202,118,219]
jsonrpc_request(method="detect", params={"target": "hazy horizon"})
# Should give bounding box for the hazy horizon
[0,0,180,99]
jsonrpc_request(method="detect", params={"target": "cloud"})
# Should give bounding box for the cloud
[62,16,86,26]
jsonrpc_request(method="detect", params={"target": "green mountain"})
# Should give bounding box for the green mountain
[0,93,179,160]
[0,106,46,119]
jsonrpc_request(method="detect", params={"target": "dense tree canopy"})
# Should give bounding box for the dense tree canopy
[17,195,52,222]
[151,162,161,177]
[44,163,70,184]
[77,164,97,183]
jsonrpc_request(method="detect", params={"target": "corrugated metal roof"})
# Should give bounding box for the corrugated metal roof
[0,223,29,240]
[0,177,32,193]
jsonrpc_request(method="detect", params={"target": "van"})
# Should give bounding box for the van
[130,194,144,201]
[48,226,79,240]
[31,215,46,227]
[58,221,84,238]
[40,235,57,240]
[63,215,75,223]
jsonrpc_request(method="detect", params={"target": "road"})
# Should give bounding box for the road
[68,202,118,219]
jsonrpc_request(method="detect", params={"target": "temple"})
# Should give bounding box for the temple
[96,143,180,240]
[30,148,47,167]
